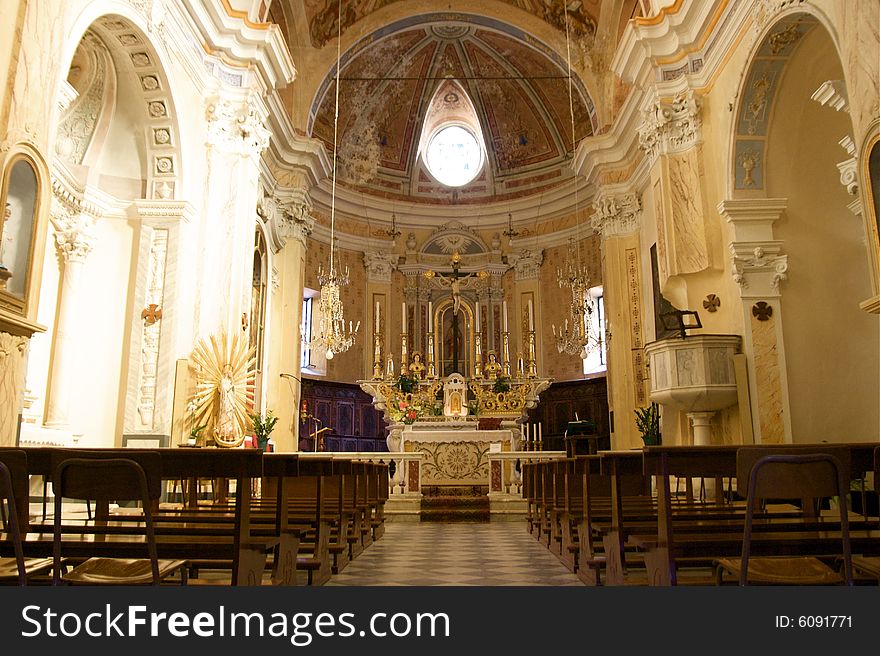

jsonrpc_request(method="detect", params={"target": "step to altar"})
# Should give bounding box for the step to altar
[420,485,490,522]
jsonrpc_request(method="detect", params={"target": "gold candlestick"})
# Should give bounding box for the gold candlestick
[372,332,383,380]
[426,332,436,379]
[502,331,511,377]
[527,330,538,378]
[474,332,484,379]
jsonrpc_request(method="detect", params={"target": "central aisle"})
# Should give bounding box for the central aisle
[326,522,583,586]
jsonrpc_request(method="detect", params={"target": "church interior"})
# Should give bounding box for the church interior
[0,0,879,588]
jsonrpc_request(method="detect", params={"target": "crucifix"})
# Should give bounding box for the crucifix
[424,251,484,375]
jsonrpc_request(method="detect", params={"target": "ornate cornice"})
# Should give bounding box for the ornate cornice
[638,90,702,163]
[591,190,642,239]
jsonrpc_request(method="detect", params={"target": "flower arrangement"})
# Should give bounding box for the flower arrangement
[493,375,511,393]
[387,394,424,425]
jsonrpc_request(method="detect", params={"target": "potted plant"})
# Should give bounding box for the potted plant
[634,403,661,446]
[249,409,278,452]
[188,424,206,447]
[493,375,511,393]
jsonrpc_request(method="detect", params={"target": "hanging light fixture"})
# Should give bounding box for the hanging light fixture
[313,0,359,360]
[552,3,597,360]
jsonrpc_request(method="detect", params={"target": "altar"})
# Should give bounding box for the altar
[401,422,514,486]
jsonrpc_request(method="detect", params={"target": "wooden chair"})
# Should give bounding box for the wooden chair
[52,456,187,585]
[714,448,853,586]
[0,451,52,584]
[850,445,880,583]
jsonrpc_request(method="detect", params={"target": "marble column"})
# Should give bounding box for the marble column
[200,95,270,339]
[592,188,644,449]
[638,90,710,290]
[44,211,95,428]
[264,185,313,452]
[718,198,791,444]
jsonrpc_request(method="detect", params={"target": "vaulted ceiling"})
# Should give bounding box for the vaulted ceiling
[308,17,596,204]
[302,0,603,49]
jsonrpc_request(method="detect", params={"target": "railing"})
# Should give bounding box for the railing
[487,450,567,497]
[298,451,425,496]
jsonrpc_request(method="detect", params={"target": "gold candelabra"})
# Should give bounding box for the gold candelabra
[474,332,484,379]
[502,331,511,377]
[527,330,538,378]
[372,332,383,380]
[426,332,436,379]
[400,332,408,376]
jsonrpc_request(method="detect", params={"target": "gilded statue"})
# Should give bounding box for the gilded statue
[483,351,502,379]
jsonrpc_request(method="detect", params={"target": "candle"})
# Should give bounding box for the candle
[524,423,529,441]
[538,422,542,443]
[528,299,534,331]
[428,301,433,332]
[375,301,380,333]
[402,302,407,333]
[476,302,481,331]
[503,300,508,332]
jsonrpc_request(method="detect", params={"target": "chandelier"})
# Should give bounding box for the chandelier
[553,240,596,358]
[310,0,359,360]
[551,5,595,360]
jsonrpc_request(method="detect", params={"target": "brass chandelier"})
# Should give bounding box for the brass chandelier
[551,3,595,360]
[312,0,359,360]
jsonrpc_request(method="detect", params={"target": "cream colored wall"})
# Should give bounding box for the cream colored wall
[767,28,879,443]
[0,0,25,134]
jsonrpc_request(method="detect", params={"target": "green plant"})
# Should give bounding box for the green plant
[189,424,206,439]
[395,372,418,394]
[634,403,661,446]
[493,376,511,393]
[467,400,479,416]
[249,409,278,451]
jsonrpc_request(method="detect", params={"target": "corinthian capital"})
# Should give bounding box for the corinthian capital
[52,208,95,264]
[591,190,642,239]
[269,189,314,249]
[509,249,543,281]
[205,97,271,157]
[363,252,397,283]
[638,89,702,163]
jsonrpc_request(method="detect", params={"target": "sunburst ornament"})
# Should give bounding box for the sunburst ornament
[189,330,256,448]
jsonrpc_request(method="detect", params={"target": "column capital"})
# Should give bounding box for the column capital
[591,189,642,239]
[638,89,702,164]
[263,186,314,250]
[729,242,788,297]
[508,248,543,281]
[717,198,787,243]
[51,208,95,264]
[205,95,271,157]
[363,251,397,283]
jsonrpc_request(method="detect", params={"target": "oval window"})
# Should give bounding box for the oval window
[425,125,483,187]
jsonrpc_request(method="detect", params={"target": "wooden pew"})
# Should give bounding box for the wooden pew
[10,447,275,586]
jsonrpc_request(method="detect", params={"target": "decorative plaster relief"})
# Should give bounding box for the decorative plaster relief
[591,191,641,238]
[625,248,647,407]
[363,252,397,283]
[509,249,543,281]
[811,80,850,113]
[730,244,788,293]
[412,440,491,486]
[205,97,271,157]
[137,228,168,428]
[0,332,29,447]
[638,90,702,164]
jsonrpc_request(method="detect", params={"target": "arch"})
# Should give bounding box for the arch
[760,21,879,444]
[729,11,825,195]
[54,4,185,199]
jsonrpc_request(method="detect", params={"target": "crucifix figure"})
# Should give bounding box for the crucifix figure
[425,253,478,316]
[424,252,486,375]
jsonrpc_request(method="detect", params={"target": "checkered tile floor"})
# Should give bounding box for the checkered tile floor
[327,522,583,586]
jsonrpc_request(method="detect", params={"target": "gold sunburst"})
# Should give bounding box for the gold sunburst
[189,330,256,448]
